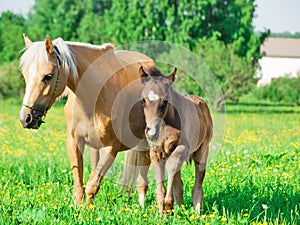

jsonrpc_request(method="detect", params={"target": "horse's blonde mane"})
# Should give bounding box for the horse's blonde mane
[20,38,115,80]
[65,41,114,52]
[19,37,79,79]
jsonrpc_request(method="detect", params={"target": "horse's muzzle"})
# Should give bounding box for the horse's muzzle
[19,109,44,129]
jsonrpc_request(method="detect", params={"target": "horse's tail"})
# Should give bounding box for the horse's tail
[121,148,140,195]
[121,144,150,207]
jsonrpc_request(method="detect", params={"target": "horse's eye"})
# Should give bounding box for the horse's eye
[161,98,168,109]
[140,98,146,107]
[42,74,53,83]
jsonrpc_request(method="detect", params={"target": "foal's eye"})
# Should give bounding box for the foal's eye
[161,98,168,109]
[42,74,54,83]
[140,98,146,107]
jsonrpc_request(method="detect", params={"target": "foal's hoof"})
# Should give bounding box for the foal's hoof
[163,209,174,215]
[86,194,95,208]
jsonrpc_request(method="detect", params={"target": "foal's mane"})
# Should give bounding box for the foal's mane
[147,67,166,78]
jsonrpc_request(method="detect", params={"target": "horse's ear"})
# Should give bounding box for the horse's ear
[139,66,150,83]
[23,33,32,47]
[167,68,177,82]
[45,35,54,54]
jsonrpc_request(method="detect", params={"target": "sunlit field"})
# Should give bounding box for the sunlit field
[0,99,299,224]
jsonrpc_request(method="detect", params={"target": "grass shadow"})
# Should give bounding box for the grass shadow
[201,184,300,223]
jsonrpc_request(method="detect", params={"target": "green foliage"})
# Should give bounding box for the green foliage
[254,75,300,105]
[0,12,26,64]
[0,60,24,100]
[270,31,300,38]
[26,0,112,42]
[194,37,258,104]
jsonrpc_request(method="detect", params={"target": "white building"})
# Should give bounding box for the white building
[257,37,300,86]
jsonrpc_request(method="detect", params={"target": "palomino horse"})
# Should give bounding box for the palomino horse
[139,66,213,214]
[19,34,156,206]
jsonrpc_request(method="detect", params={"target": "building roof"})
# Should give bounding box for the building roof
[260,37,300,58]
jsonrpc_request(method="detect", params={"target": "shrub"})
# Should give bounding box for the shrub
[254,74,300,104]
[0,60,24,100]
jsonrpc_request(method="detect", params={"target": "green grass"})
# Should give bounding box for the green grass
[0,99,299,224]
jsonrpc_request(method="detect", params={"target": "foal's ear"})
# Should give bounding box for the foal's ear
[139,66,150,83]
[23,33,32,47]
[45,35,54,54]
[167,68,177,82]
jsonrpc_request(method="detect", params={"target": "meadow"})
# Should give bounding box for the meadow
[0,99,299,224]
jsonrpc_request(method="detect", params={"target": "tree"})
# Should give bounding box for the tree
[0,11,26,64]
[26,0,112,42]
[195,37,258,107]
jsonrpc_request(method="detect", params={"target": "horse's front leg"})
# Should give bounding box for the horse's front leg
[151,157,166,215]
[85,146,117,206]
[165,145,187,212]
[67,134,85,204]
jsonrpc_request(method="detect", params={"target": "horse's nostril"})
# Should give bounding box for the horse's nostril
[25,114,32,124]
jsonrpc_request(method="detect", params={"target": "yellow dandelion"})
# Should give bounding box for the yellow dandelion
[208,213,215,219]
[243,213,249,217]
[142,213,147,218]
[95,217,101,222]
[189,214,196,220]
[87,194,93,199]
[89,204,95,210]
[47,189,52,195]
[221,216,227,222]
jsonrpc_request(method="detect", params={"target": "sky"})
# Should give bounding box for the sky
[0,0,300,33]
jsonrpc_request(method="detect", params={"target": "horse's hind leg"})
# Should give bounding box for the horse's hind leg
[85,146,117,206]
[67,135,85,204]
[135,141,151,208]
[192,142,209,213]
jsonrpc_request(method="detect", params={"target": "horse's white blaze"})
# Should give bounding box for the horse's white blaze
[22,64,37,105]
[148,90,159,101]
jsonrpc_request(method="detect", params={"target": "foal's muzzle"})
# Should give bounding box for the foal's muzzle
[145,126,159,141]
[19,109,44,129]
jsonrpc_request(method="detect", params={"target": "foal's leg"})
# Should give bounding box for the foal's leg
[192,143,209,213]
[85,146,117,206]
[90,147,100,171]
[172,170,183,206]
[165,145,188,211]
[67,134,85,204]
[152,159,166,214]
